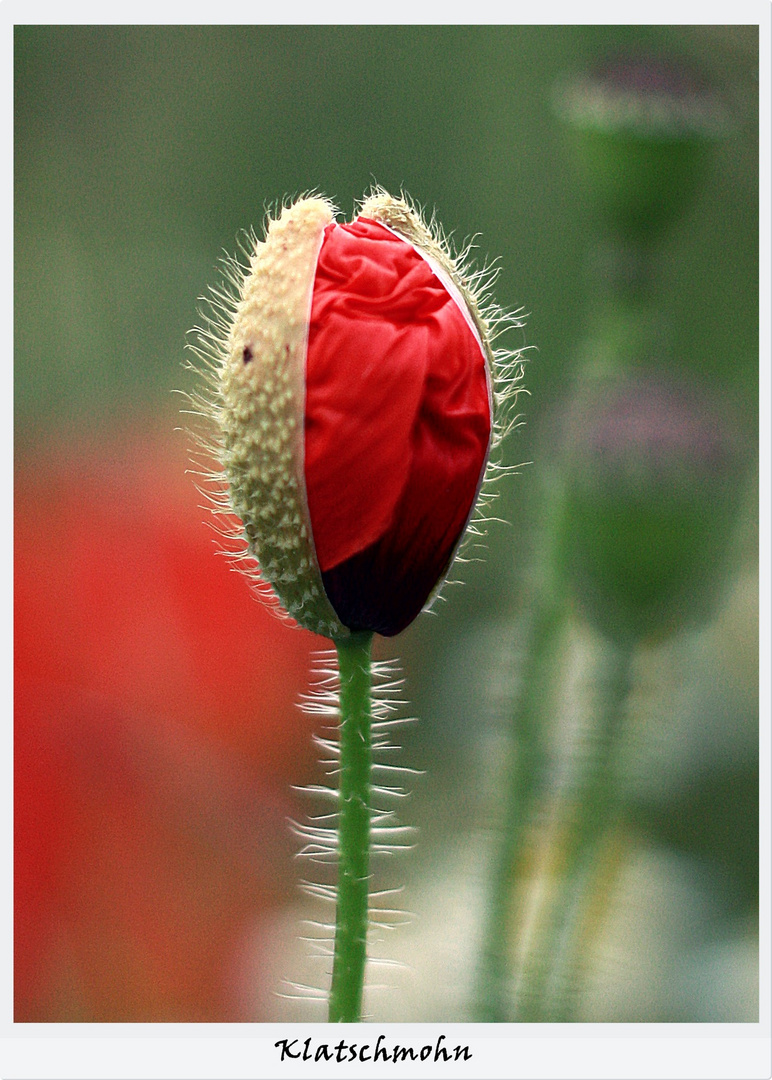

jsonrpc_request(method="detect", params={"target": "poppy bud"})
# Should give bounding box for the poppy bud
[554,53,727,239]
[190,191,521,639]
[559,371,745,640]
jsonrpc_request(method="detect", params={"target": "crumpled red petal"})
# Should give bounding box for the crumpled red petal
[304,217,491,636]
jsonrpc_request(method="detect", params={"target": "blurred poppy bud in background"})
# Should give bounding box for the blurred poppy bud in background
[554,53,727,240]
[190,190,521,639]
[558,371,746,641]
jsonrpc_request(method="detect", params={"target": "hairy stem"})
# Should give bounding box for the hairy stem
[329,631,373,1023]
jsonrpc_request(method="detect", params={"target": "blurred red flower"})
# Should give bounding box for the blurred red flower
[15,423,320,1020]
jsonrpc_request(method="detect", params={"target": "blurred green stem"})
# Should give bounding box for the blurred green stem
[476,473,569,1022]
[579,238,665,383]
[476,234,649,1025]
[476,593,566,1021]
[329,631,373,1023]
[517,637,634,1022]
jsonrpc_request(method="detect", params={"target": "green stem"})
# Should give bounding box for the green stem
[518,637,634,1022]
[329,631,373,1023]
[475,594,565,1021]
[476,469,569,1022]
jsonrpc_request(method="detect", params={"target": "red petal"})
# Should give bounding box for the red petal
[305,219,432,570]
[304,217,491,634]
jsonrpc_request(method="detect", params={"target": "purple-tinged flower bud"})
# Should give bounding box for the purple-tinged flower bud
[555,53,727,238]
[559,371,745,640]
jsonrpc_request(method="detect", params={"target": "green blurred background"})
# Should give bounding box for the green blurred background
[15,24,759,1022]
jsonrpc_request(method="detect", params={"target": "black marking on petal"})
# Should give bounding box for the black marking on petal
[242,345,253,365]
